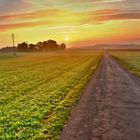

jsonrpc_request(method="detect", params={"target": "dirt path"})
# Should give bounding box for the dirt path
[59,54,140,140]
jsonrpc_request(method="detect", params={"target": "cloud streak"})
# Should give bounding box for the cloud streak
[85,9,140,23]
[0,0,30,14]
[0,8,140,32]
[0,20,50,31]
[0,9,61,21]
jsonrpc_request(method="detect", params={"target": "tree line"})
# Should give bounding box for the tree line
[0,40,66,52]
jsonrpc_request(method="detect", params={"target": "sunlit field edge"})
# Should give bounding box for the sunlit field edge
[109,50,140,78]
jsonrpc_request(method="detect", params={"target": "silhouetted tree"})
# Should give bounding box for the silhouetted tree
[59,43,66,50]
[17,42,28,52]
[36,42,43,51]
[12,39,66,52]
[42,41,48,51]
[46,40,58,51]
[28,44,37,51]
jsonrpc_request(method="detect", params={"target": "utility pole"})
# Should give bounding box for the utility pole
[12,33,16,55]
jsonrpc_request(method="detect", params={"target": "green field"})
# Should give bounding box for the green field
[110,51,140,78]
[0,51,102,139]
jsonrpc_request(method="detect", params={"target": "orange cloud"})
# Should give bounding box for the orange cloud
[0,20,50,31]
[0,9,61,21]
[95,13,140,21]
[70,35,140,48]
[84,9,140,23]
[69,36,140,47]
[91,9,120,15]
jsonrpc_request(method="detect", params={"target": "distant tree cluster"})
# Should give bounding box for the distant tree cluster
[0,47,15,53]
[17,40,66,52]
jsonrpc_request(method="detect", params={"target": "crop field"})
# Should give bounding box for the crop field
[0,51,102,139]
[110,51,140,78]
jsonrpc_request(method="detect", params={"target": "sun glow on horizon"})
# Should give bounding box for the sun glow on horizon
[64,36,70,41]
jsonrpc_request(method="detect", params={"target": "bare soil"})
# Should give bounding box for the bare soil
[59,54,140,140]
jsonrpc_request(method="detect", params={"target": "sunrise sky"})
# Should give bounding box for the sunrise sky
[0,0,140,48]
